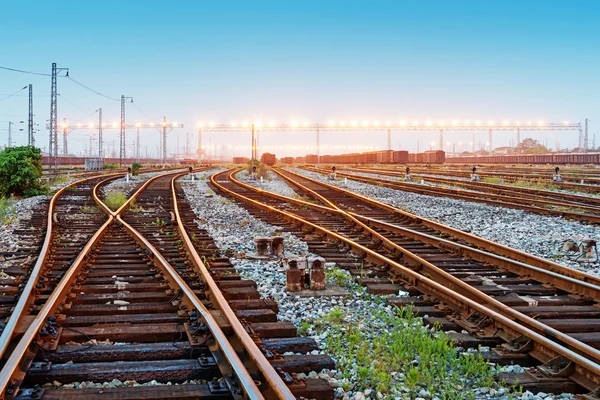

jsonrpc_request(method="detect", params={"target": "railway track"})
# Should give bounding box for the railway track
[304,166,600,224]
[0,169,334,399]
[370,165,600,194]
[209,167,600,397]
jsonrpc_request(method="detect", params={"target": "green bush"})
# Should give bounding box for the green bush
[104,191,127,210]
[0,146,44,197]
[103,163,118,170]
[131,162,142,176]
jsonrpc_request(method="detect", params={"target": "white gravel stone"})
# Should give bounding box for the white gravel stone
[291,168,600,277]
[176,170,556,399]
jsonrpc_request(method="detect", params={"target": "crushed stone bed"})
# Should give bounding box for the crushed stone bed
[176,170,567,400]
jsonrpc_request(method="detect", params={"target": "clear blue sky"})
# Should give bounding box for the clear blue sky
[1,0,599,157]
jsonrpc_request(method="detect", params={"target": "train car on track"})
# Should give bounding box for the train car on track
[280,157,294,164]
[392,150,409,164]
[446,152,600,165]
[305,154,319,163]
[260,152,277,166]
[232,157,249,164]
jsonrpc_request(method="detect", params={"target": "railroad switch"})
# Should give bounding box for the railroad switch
[552,166,563,182]
[471,166,481,181]
[563,238,598,262]
[285,257,326,292]
[253,236,285,258]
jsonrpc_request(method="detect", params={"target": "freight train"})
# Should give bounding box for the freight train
[260,152,277,166]
[305,150,445,164]
[446,153,600,165]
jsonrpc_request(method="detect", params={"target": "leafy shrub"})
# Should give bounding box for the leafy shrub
[103,163,118,170]
[0,146,43,197]
[104,191,127,210]
[131,162,142,176]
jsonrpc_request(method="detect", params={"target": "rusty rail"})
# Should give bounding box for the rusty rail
[0,169,278,399]
[212,168,600,391]
[297,167,600,288]
[171,173,296,399]
[0,172,123,364]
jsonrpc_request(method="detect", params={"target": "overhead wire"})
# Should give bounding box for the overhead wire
[66,76,120,102]
[0,86,28,103]
[0,65,51,76]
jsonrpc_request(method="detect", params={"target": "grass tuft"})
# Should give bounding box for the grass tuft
[104,191,127,211]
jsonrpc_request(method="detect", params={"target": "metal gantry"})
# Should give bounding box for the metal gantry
[119,95,133,165]
[49,63,69,161]
[28,84,34,146]
[199,121,585,158]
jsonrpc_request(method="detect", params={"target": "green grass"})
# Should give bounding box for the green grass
[316,306,498,398]
[325,265,352,287]
[104,191,128,211]
[47,175,69,187]
[0,199,16,225]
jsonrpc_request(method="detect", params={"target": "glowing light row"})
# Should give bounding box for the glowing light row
[60,121,178,129]
[197,120,571,128]
[199,145,380,150]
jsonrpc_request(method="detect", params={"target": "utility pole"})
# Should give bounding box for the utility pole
[197,128,202,162]
[28,84,34,146]
[120,95,133,165]
[439,129,443,150]
[62,118,72,156]
[472,132,475,153]
[98,108,103,158]
[8,122,12,147]
[316,125,320,164]
[488,128,493,152]
[251,123,255,160]
[386,128,391,151]
[186,132,190,159]
[136,123,140,162]
[585,118,589,153]
[49,63,68,163]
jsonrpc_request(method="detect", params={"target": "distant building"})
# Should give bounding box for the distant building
[493,147,512,155]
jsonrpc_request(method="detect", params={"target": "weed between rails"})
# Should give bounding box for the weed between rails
[305,266,503,399]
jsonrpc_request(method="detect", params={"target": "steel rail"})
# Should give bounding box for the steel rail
[269,169,600,363]
[296,167,600,287]
[0,169,262,399]
[303,167,600,224]
[0,172,123,364]
[171,173,296,399]
[347,166,600,209]
[213,169,600,390]
[107,170,268,399]
[270,169,600,301]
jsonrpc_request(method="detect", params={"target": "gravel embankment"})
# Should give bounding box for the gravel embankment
[291,168,600,277]
[177,171,563,400]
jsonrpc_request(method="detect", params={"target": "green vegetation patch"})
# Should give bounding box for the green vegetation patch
[0,198,16,225]
[103,163,118,170]
[104,191,128,211]
[0,146,45,197]
[131,162,142,176]
[316,306,497,399]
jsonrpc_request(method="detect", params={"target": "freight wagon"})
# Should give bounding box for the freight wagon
[260,152,277,166]
[232,157,250,164]
[280,157,294,164]
[445,153,600,165]
[392,150,408,164]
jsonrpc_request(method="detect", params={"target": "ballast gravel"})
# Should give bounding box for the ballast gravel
[178,171,574,400]
[290,168,600,277]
